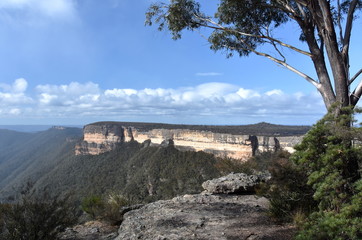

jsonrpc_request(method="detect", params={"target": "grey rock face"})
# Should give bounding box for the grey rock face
[202,172,271,194]
[115,194,295,240]
[59,221,118,240]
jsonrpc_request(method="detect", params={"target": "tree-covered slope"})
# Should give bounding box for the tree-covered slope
[0,127,82,200]
[31,141,222,204]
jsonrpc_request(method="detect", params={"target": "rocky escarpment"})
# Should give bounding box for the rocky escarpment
[75,122,305,161]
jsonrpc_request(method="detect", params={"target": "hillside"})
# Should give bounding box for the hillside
[0,127,228,203]
[32,142,223,203]
[0,127,82,200]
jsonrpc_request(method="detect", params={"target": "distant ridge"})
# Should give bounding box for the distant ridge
[88,121,311,136]
[0,125,82,133]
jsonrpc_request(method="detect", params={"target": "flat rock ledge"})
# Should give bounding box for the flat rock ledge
[115,194,295,240]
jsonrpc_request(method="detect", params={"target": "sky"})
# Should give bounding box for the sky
[0,0,361,126]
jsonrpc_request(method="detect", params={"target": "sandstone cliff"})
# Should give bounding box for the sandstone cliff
[75,122,306,161]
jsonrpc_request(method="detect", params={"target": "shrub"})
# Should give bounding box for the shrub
[103,193,130,224]
[81,195,104,219]
[81,192,131,225]
[0,186,78,240]
[292,108,362,239]
[258,152,317,222]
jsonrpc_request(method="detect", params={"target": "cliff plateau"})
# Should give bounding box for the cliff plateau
[76,122,306,161]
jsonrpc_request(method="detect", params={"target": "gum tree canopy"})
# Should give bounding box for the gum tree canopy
[146,0,362,110]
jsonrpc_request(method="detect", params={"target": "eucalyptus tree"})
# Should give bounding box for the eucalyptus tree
[146,0,362,111]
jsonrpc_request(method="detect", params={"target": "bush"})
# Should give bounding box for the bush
[0,186,78,240]
[81,192,131,225]
[292,108,362,239]
[103,193,130,224]
[258,151,317,222]
[81,195,104,219]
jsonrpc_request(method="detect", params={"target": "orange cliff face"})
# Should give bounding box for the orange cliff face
[75,123,304,161]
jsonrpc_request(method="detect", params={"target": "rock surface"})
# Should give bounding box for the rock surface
[75,122,304,161]
[115,194,295,240]
[202,172,271,194]
[59,221,119,240]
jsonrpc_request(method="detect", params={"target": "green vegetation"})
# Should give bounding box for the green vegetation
[81,195,104,219]
[4,119,360,239]
[293,109,362,240]
[34,142,223,204]
[257,109,362,239]
[0,184,77,240]
[0,127,82,200]
[81,192,131,225]
[90,121,310,136]
[258,152,317,223]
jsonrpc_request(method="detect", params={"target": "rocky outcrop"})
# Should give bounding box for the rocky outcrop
[75,122,305,161]
[115,194,295,240]
[114,172,295,239]
[202,172,271,194]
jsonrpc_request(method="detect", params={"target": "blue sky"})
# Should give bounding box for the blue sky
[0,0,361,126]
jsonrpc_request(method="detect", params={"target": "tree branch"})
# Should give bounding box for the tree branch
[350,79,362,106]
[349,69,362,86]
[251,48,320,89]
[296,2,307,20]
[223,37,320,89]
[196,15,312,57]
[265,26,286,62]
[343,0,359,52]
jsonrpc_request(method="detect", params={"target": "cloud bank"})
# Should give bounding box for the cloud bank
[0,79,326,125]
[0,0,77,23]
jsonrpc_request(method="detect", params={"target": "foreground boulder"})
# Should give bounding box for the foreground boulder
[115,194,295,240]
[202,172,271,194]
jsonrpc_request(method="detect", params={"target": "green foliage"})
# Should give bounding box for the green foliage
[256,151,317,222]
[81,195,104,219]
[214,157,254,175]
[34,142,225,204]
[81,193,130,225]
[103,193,130,225]
[146,0,289,57]
[292,108,362,239]
[0,185,78,240]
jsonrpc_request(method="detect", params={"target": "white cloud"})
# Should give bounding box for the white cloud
[265,89,283,96]
[0,0,77,22]
[236,88,261,99]
[0,78,32,104]
[12,78,28,93]
[9,108,21,115]
[0,79,327,125]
